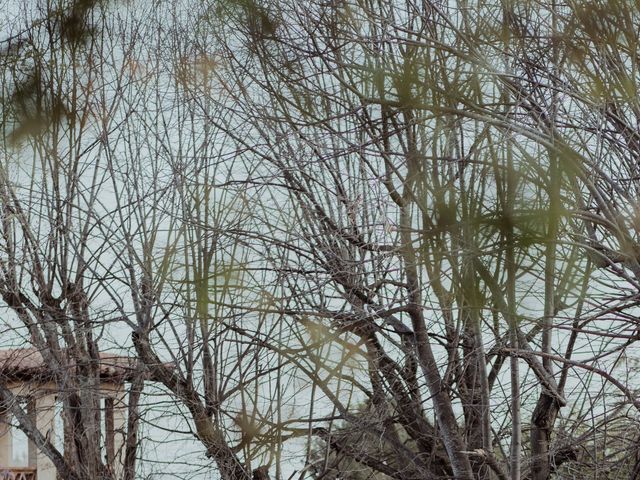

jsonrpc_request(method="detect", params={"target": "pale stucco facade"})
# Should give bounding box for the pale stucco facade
[0,381,127,480]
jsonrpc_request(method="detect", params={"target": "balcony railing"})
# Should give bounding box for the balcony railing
[0,468,36,480]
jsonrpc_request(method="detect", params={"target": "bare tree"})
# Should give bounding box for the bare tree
[189,0,640,478]
[4,1,640,480]
[0,2,195,479]
[0,2,160,479]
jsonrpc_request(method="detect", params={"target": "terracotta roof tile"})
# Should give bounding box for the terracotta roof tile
[0,348,142,383]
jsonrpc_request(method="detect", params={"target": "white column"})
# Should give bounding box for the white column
[111,387,127,479]
[0,408,12,467]
[27,399,37,468]
[35,393,56,480]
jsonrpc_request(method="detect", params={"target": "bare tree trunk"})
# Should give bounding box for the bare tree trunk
[460,283,492,480]
[123,371,144,480]
[399,110,474,480]
[531,394,559,480]
[132,331,252,480]
[531,136,562,480]
[505,109,521,480]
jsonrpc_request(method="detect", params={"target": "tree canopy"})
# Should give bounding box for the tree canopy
[2,1,640,479]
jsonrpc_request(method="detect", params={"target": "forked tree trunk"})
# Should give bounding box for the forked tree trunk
[531,393,560,480]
